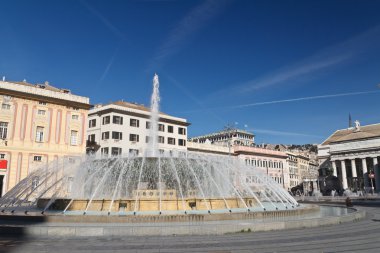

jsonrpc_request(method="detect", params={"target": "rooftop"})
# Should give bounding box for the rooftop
[0,79,90,106]
[90,100,189,125]
[190,129,255,140]
[321,123,380,145]
[110,100,167,115]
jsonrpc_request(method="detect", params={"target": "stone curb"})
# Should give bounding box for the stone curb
[0,206,366,237]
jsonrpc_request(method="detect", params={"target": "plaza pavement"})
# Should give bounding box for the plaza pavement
[1,201,380,253]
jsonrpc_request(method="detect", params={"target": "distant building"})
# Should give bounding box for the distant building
[188,128,289,190]
[0,79,90,196]
[234,145,289,190]
[287,152,299,188]
[87,101,190,157]
[318,121,380,192]
[189,129,255,148]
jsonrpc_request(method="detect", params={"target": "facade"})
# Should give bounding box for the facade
[287,152,299,188]
[0,80,90,196]
[318,121,380,192]
[87,101,190,157]
[188,129,289,190]
[189,129,255,148]
[234,145,289,190]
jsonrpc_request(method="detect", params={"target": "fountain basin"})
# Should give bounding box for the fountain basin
[37,197,259,213]
[0,205,365,237]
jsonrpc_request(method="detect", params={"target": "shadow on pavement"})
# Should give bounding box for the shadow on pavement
[0,214,47,253]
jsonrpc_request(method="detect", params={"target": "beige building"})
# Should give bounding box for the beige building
[234,145,289,190]
[287,152,299,188]
[189,129,290,190]
[0,80,90,196]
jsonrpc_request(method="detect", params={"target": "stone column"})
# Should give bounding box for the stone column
[351,159,357,191]
[331,160,337,177]
[351,159,357,178]
[374,157,380,193]
[341,160,348,190]
[362,158,369,190]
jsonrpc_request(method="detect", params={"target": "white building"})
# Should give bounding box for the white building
[189,129,255,147]
[87,101,189,157]
[318,121,380,192]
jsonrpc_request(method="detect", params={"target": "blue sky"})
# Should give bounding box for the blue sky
[1,0,380,144]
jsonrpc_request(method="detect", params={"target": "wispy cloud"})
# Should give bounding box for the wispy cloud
[239,54,351,93]
[251,128,323,138]
[182,90,380,113]
[227,90,380,109]
[80,0,128,41]
[97,47,119,88]
[148,0,229,71]
[212,24,380,97]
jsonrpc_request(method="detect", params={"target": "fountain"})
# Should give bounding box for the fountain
[0,74,298,216]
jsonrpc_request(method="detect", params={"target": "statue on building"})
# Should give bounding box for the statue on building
[354,120,361,131]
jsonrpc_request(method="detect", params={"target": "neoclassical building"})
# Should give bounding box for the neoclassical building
[0,80,90,196]
[318,121,380,192]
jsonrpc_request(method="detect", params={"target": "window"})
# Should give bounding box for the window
[158,136,164,144]
[35,126,44,142]
[38,101,47,105]
[113,116,123,125]
[111,147,122,156]
[145,136,150,143]
[168,137,176,145]
[101,131,110,140]
[72,115,79,120]
[159,149,165,154]
[146,121,151,129]
[70,130,78,145]
[129,149,139,155]
[102,116,110,125]
[89,119,96,128]
[37,109,46,115]
[1,104,10,110]
[88,134,95,142]
[130,118,139,127]
[178,127,186,135]
[158,124,165,132]
[129,134,139,142]
[178,139,186,146]
[101,147,109,156]
[0,122,8,139]
[33,156,42,162]
[112,131,122,140]
[0,154,5,159]
[168,125,174,133]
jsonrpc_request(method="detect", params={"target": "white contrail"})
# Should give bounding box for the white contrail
[229,90,380,109]
[182,90,380,113]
